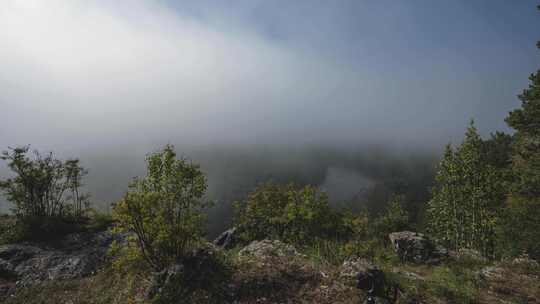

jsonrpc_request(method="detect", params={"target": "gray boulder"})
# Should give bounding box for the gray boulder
[388,231,446,264]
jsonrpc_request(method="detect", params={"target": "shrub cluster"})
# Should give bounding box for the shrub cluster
[233,183,350,246]
[0,146,91,242]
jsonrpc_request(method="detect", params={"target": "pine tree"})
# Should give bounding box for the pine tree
[428,122,505,257]
[428,144,463,249]
[502,12,540,257]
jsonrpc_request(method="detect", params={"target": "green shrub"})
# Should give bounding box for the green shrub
[234,183,347,246]
[342,211,370,240]
[0,146,91,243]
[1,215,82,243]
[112,145,209,271]
[0,215,23,244]
[0,146,90,219]
[85,208,114,232]
[372,195,410,239]
[108,237,149,274]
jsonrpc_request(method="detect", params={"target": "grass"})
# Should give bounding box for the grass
[4,268,149,304]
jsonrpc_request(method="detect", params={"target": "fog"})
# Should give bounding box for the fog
[1,1,539,233]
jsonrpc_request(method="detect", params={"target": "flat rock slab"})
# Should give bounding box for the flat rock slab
[0,231,124,293]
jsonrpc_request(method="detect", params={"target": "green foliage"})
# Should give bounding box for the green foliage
[482,131,513,169]
[342,210,370,240]
[426,266,477,303]
[306,197,410,265]
[0,146,90,219]
[372,195,410,239]
[84,208,114,232]
[501,195,540,258]
[427,122,506,258]
[0,214,84,243]
[108,236,149,274]
[234,182,347,246]
[0,215,23,244]
[112,144,209,271]
[502,29,540,258]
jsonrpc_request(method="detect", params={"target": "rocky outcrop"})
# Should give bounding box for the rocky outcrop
[0,231,124,296]
[388,231,446,264]
[238,239,301,259]
[213,227,239,249]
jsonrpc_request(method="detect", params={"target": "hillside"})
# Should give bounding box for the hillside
[1,225,538,304]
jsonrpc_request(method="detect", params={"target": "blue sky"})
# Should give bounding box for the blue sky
[0,1,539,151]
[172,1,540,142]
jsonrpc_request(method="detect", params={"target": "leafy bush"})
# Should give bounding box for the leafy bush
[342,211,370,240]
[0,215,22,244]
[234,183,347,246]
[112,145,209,271]
[0,146,90,219]
[0,215,83,243]
[372,195,410,239]
[84,209,114,232]
[108,236,149,274]
[336,197,410,262]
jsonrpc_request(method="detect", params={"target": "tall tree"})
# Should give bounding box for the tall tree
[428,122,505,257]
[502,9,540,257]
[427,144,462,249]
